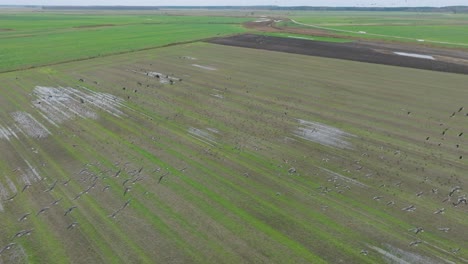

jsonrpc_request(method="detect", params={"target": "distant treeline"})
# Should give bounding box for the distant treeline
[4,5,468,13]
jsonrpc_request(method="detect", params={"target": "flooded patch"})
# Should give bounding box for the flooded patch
[206,128,220,134]
[253,18,271,23]
[0,125,18,141]
[11,112,51,139]
[210,94,224,99]
[78,86,125,117]
[5,177,17,194]
[21,159,42,184]
[369,244,442,264]
[192,64,217,71]
[394,52,435,60]
[293,119,355,149]
[0,182,8,212]
[188,127,218,146]
[32,86,124,124]
[288,36,314,40]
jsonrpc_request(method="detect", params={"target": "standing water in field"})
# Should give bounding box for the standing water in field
[32,86,125,125]
[293,119,355,149]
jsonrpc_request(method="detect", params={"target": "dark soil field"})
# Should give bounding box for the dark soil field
[208,34,468,75]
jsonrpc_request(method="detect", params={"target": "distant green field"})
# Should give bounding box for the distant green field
[280,11,468,47]
[0,13,251,72]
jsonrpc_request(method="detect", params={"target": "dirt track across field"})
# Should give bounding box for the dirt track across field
[208,34,468,75]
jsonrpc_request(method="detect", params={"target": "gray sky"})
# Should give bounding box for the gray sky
[1,0,467,7]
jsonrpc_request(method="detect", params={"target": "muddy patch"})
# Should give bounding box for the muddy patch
[192,64,217,71]
[11,112,51,139]
[208,34,468,75]
[188,127,219,146]
[293,119,355,149]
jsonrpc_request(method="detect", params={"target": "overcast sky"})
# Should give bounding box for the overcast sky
[1,0,467,7]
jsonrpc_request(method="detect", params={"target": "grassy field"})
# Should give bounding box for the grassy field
[0,9,467,264]
[0,12,251,72]
[279,11,468,47]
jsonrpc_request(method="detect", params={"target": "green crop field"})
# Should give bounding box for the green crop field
[0,9,467,264]
[0,12,251,72]
[279,11,468,47]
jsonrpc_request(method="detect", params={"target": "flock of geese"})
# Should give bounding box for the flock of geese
[0,160,170,257]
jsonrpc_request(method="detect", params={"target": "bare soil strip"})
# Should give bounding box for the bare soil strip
[208,34,468,75]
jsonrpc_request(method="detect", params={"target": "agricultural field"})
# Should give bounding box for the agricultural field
[0,8,467,264]
[0,12,250,72]
[273,11,468,47]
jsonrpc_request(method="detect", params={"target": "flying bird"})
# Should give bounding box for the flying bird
[449,186,461,197]
[402,205,416,212]
[12,229,33,239]
[158,172,170,184]
[124,187,131,196]
[18,212,31,222]
[4,193,17,202]
[409,240,422,246]
[36,207,50,216]
[67,222,79,230]
[44,180,58,192]
[64,206,77,216]
[51,197,63,206]
[63,179,71,186]
[22,184,32,192]
[0,243,16,255]
[409,227,424,234]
